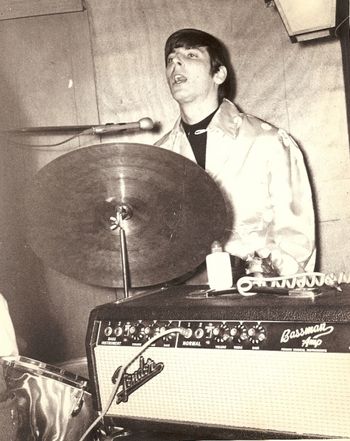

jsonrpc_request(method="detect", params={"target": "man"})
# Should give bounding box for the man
[156,28,315,281]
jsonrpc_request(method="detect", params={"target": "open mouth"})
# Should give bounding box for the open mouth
[173,74,187,85]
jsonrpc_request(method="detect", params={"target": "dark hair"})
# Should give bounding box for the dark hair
[165,28,235,102]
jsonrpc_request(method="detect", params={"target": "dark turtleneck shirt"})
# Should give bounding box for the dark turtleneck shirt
[181,108,218,169]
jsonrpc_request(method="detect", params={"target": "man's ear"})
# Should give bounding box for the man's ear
[214,65,227,85]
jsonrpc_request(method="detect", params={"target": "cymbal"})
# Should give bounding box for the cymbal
[25,143,227,288]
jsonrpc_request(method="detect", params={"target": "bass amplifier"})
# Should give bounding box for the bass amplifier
[86,284,350,439]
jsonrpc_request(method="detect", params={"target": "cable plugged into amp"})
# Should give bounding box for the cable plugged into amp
[236,271,350,296]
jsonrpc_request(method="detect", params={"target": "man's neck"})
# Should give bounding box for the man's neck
[180,99,220,125]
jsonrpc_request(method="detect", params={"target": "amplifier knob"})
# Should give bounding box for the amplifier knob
[258,332,266,342]
[154,325,167,335]
[104,326,113,337]
[129,324,143,341]
[129,325,137,335]
[240,332,248,341]
[113,326,123,337]
[142,325,152,336]
[154,321,177,342]
[230,327,238,338]
[137,321,154,340]
[248,327,256,337]
[213,324,230,343]
[248,324,266,345]
[182,328,193,339]
[194,328,205,339]
[212,327,220,336]
[237,324,248,343]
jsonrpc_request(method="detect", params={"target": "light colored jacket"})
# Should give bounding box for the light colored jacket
[156,99,316,275]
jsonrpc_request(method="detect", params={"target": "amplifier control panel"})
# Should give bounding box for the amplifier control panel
[95,319,350,353]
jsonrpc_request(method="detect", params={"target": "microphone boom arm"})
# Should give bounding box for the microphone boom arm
[3,118,154,135]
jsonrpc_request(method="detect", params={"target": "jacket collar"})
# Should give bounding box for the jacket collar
[210,99,243,139]
[172,99,243,139]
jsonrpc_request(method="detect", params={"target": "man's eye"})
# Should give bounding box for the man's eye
[167,56,174,64]
[187,52,197,58]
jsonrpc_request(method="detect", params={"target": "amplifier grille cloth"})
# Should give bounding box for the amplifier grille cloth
[94,346,350,437]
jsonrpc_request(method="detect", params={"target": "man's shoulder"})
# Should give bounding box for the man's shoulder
[217,100,282,140]
[242,112,299,147]
[244,113,279,135]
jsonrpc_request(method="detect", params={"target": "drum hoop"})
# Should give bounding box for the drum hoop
[0,356,89,390]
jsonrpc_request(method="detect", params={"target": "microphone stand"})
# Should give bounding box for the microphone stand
[3,125,101,134]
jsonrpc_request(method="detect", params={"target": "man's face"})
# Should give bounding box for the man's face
[165,46,220,106]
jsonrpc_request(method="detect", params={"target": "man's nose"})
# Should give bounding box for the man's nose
[172,53,183,65]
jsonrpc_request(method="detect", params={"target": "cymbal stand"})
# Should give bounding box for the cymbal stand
[110,204,132,300]
[118,212,129,299]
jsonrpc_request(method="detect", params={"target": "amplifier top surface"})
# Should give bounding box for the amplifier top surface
[90,284,350,322]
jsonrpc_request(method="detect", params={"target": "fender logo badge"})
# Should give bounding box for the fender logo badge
[111,356,164,404]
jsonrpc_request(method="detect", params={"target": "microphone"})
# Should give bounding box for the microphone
[92,117,154,134]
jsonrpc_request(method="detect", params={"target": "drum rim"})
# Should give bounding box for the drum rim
[0,355,90,390]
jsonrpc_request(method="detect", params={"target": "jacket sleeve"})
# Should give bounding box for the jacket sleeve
[262,129,316,274]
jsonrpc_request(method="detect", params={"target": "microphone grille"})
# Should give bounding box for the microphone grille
[139,117,154,130]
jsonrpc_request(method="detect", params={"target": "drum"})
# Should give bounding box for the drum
[57,356,89,379]
[0,356,96,441]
